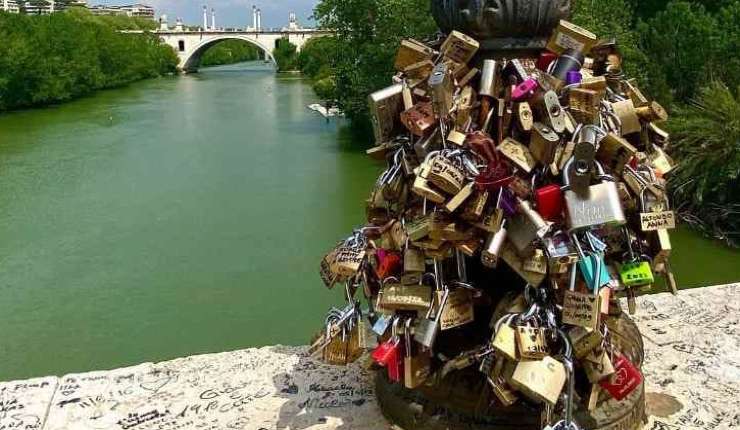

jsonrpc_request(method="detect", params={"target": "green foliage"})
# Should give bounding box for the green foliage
[313,0,437,125]
[638,1,719,102]
[0,9,177,111]
[668,81,740,246]
[201,40,260,67]
[297,37,338,79]
[273,38,299,72]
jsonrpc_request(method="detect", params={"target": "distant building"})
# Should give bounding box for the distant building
[1,0,21,13]
[89,3,154,19]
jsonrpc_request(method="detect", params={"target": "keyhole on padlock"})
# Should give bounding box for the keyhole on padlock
[575,159,589,175]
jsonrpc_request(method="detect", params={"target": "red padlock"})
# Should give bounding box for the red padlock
[599,354,642,401]
[537,51,558,72]
[386,348,404,382]
[372,338,400,366]
[376,251,402,279]
[534,184,563,221]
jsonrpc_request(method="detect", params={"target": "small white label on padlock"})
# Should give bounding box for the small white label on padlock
[555,33,585,52]
[640,211,676,231]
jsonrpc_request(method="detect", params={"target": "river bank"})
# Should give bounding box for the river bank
[1,284,737,430]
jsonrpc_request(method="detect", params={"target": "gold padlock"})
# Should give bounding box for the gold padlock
[499,138,537,173]
[510,356,567,405]
[515,324,550,360]
[394,39,435,71]
[440,30,480,64]
[439,288,475,330]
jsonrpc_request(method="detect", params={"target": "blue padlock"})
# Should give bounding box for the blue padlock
[578,252,612,291]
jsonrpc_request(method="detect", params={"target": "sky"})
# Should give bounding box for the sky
[102,0,319,28]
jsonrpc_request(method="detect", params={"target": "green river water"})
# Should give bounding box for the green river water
[0,62,737,381]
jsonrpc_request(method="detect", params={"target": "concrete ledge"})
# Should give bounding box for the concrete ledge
[0,284,737,430]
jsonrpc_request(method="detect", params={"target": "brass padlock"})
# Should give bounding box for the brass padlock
[401,101,437,137]
[403,60,435,81]
[582,349,616,383]
[499,138,537,174]
[491,315,518,361]
[547,20,597,54]
[378,281,432,312]
[569,88,600,125]
[403,319,431,389]
[440,30,480,64]
[445,182,475,213]
[611,99,642,135]
[517,102,534,132]
[529,122,561,165]
[567,326,604,359]
[427,156,465,195]
[515,323,550,360]
[596,132,637,175]
[394,39,435,71]
[510,356,567,405]
[439,288,474,330]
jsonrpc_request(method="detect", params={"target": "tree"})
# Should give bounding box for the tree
[273,38,298,71]
[638,1,719,102]
[313,0,437,129]
[668,81,740,246]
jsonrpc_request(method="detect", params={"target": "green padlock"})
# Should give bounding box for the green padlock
[619,261,654,287]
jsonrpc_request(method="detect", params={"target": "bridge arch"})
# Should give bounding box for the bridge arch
[181,35,277,73]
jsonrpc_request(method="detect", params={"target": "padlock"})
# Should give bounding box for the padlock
[403,319,431,389]
[394,39,435,71]
[512,79,539,102]
[378,279,432,312]
[596,133,637,175]
[636,101,668,123]
[439,287,474,330]
[499,138,537,173]
[535,184,564,221]
[619,261,654,287]
[510,355,567,405]
[546,20,598,55]
[569,88,600,124]
[428,63,454,118]
[403,246,426,274]
[567,326,604,359]
[523,249,548,275]
[599,353,642,401]
[551,49,585,82]
[639,189,676,232]
[611,99,642,135]
[515,321,550,360]
[427,155,465,195]
[529,122,561,164]
[440,30,479,64]
[517,102,534,132]
[502,59,528,84]
[562,158,626,231]
[403,60,435,81]
[376,250,402,279]
[544,231,578,274]
[482,220,507,269]
[517,197,553,239]
[411,156,446,204]
[368,83,404,145]
[562,258,601,330]
[537,51,558,72]
[461,189,489,222]
[506,212,539,256]
[445,182,475,213]
[401,101,437,137]
[491,315,518,361]
[414,286,449,349]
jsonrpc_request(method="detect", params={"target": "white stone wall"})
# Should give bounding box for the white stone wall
[0,284,737,430]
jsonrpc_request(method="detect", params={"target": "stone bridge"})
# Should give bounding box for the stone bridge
[154,29,332,72]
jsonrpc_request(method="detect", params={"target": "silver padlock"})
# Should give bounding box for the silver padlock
[562,159,626,231]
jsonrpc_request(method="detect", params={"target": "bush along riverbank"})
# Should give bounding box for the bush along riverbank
[0,8,179,112]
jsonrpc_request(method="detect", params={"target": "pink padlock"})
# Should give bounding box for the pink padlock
[512,78,538,102]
